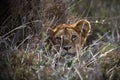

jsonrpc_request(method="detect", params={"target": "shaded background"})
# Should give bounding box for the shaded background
[0,0,120,50]
[0,0,120,80]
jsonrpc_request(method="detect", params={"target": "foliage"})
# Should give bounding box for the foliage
[0,0,120,80]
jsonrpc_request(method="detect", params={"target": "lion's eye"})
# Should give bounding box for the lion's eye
[71,35,77,41]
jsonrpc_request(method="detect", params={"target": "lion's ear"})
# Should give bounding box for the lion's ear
[45,28,54,43]
[74,19,91,38]
[47,28,54,36]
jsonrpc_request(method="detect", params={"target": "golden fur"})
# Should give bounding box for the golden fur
[46,19,91,54]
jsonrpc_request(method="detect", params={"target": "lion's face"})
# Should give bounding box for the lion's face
[46,19,91,54]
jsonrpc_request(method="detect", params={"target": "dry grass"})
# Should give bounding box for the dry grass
[1,29,120,80]
[0,0,120,80]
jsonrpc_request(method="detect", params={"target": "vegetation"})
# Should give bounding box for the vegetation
[0,0,120,80]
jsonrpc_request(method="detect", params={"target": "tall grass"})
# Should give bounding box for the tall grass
[0,0,120,80]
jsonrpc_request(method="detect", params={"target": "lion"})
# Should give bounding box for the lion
[46,19,91,55]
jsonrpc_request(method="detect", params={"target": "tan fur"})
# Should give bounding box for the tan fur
[46,19,91,54]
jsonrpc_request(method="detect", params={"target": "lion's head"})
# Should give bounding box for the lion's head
[46,19,91,55]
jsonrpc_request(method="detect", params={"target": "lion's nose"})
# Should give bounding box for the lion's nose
[63,46,71,51]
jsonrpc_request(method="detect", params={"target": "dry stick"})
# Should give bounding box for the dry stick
[84,32,110,67]
[89,31,110,47]
[16,35,33,49]
[49,16,56,27]
[2,15,12,25]
[106,65,116,75]
[74,66,83,80]
[1,20,42,49]
[2,20,41,39]
[85,0,93,19]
